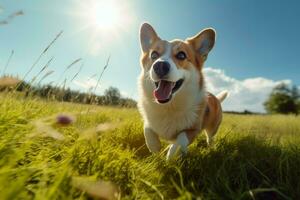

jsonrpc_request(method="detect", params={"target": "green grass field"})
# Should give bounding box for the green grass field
[1,93,300,199]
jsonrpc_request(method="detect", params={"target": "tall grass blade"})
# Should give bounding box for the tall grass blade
[1,50,14,75]
[22,31,63,81]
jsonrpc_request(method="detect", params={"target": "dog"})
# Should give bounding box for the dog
[137,23,228,160]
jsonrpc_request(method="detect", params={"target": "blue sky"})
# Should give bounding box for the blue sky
[0,0,299,112]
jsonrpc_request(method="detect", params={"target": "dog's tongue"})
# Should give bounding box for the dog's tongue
[153,80,174,101]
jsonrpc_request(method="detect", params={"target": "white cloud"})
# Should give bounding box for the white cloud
[204,67,293,112]
[73,78,97,89]
[72,77,105,94]
[120,90,129,97]
[121,90,139,99]
[72,77,134,98]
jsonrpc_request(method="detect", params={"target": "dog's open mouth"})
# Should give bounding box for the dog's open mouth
[153,79,184,104]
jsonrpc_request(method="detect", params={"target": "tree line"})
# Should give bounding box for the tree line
[0,76,137,108]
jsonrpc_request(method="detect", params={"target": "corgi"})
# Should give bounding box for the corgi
[137,23,228,160]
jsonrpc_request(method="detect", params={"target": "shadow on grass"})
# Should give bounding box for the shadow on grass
[159,135,300,199]
[82,121,300,199]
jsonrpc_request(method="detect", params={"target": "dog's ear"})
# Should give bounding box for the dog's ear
[139,23,159,52]
[187,28,216,60]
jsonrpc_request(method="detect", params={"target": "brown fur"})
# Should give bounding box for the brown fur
[184,93,223,144]
[203,93,223,141]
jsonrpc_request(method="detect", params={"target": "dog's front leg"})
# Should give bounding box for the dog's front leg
[166,132,189,160]
[144,127,161,153]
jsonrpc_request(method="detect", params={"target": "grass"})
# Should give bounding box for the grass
[1,92,300,200]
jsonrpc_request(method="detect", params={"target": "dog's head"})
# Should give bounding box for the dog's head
[139,23,215,104]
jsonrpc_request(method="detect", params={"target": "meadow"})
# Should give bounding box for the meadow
[0,92,300,200]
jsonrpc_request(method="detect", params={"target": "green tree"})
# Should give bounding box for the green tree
[291,85,299,99]
[264,83,299,115]
[293,86,300,112]
[104,86,121,105]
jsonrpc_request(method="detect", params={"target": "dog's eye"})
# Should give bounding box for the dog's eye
[150,51,159,60]
[175,51,187,60]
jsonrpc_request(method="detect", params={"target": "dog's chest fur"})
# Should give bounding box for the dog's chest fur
[147,104,199,140]
[138,79,205,140]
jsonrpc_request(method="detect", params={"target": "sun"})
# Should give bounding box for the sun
[74,0,130,31]
[70,0,133,54]
[89,1,121,30]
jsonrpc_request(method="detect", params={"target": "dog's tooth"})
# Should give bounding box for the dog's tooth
[172,82,176,88]
[158,81,162,87]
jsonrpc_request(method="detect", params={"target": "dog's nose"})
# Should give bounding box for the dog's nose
[153,61,170,78]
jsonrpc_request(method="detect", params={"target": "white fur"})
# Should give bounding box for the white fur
[144,127,161,152]
[138,64,205,141]
[150,43,185,83]
[166,132,189,160]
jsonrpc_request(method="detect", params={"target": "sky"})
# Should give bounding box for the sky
[0,0,300,112]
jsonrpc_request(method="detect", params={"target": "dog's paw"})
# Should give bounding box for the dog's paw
[166,144,177,160]
[206,136,214,147]
[166,144,187,161]
[146,142,161,153]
